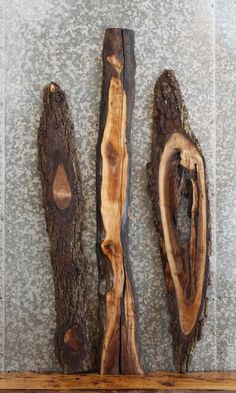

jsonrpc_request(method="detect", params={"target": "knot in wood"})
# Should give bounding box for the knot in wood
[53,164,72,210]
[64,324,83,352]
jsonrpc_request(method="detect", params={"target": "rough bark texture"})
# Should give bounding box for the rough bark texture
[96,28,143,375]
[147,70,210,373]
[38,83,95,373]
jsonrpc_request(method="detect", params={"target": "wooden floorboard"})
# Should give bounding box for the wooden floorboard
[0,372,235,391]
[1,391,230,393]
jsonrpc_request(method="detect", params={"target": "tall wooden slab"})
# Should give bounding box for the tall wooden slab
[38,83,94,373]
[147,70,210,372]
[96,28,143,375]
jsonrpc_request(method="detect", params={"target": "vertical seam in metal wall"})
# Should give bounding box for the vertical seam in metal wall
[213,0,217,370]
[0,0,6,371]
[1,0,5,371]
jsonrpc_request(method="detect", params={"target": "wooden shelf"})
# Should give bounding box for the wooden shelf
[0,371,234,391]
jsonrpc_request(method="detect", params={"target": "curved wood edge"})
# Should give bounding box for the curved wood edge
[147,70,210,373]
[0,372,235,390]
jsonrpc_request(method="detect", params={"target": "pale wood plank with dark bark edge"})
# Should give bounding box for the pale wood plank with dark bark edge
[147,70,210,373]
[38,83,96,373]
[0,372,235,390]
[96,28,143,375]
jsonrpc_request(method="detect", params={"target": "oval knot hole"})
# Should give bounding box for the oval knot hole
[64,324,82,352]
[53,164,72,210]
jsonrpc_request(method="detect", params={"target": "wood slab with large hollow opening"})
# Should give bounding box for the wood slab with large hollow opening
[38,83,95,373]
[147,70,210,373]
[96,28,143,375]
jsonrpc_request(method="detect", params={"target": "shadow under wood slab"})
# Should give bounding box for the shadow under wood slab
[96,28,143,374]
[38,83,95,373]
[147,70,210,372]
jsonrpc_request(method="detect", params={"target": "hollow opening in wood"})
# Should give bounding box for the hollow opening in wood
[159,131,207,335]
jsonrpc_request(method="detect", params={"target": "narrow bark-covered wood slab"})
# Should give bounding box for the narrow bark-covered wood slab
[96,28,143,375]
[38,83,94,373]
[147,70,210,372]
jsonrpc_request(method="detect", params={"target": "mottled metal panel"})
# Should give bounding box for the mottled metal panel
[4,0,218,371]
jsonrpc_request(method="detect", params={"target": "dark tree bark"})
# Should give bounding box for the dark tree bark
[147,70,210,373]
[96,28,143,375]
[38,83,95,373]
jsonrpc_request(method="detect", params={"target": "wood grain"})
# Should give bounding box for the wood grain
[38,83,95,373]
[96,28,142,375]
[147,70,210,372]
[0,391,228,393]
[0,372,235,390]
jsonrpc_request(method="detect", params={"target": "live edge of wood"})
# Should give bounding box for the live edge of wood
[96,28,142,375]
[0,372,235,391]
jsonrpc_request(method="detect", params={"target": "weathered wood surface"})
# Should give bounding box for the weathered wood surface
[147,70,210,373]
[96,28,143,374]
[38,83,94,373]
[0,389,223,393]
[0,372,235,391]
